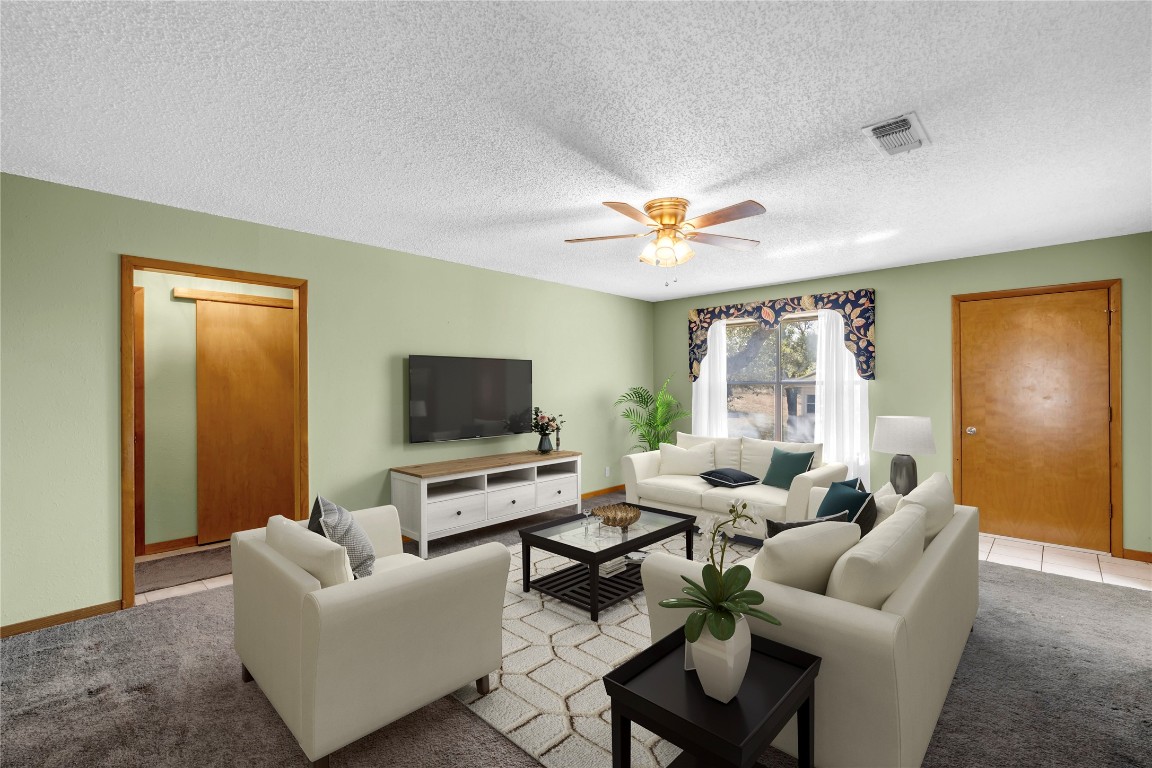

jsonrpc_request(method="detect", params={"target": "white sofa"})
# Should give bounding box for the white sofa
[642,486,980,768]
[622,433,849,537]
[231,505,511,767]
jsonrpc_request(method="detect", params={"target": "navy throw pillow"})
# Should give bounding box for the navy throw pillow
[834,477,867,492]
[700,467,760,488]
[764,511,851,538]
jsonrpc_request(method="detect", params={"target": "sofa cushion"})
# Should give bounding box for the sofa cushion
[371,553,424,575]
[751,520,860,593]
[637,475,711,508]
[894,472,956,545]
[873,482,903,526]
[826,504,927,608]
[700,467,760,488]
[677,433,741,470]
[761,448,815,489]
[740,437,823,478]
[701,483,787,521]
[834,477,867,491]
[765,511,851,537]
[816,483,878,535]
[309,496,376,579]
[659,442,715,475]
[266,514,354,588]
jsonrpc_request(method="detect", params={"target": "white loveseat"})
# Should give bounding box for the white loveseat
[641,481,979,768]
[231,505,511,767]
[622,433,849,537]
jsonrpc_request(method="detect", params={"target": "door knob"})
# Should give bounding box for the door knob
[965,426,977,435]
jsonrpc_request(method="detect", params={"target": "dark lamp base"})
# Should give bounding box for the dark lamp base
[890,454,918,495]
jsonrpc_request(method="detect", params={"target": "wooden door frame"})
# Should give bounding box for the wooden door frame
[951,279,1122,557]
[119,255,309,608]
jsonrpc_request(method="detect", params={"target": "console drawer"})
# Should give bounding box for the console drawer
[426,493,486,533]
[487,484,536,519]
[537,476,578,507]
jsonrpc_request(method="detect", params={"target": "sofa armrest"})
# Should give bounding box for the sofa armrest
[622,450,661,504]
[352,505,404,557]
[785,462,848,522]
[642,551,908,767]
[298,542,511,761]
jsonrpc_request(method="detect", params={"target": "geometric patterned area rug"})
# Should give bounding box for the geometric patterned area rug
[454,532,759,768]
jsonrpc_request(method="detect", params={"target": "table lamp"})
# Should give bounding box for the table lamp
[872,416,936,494]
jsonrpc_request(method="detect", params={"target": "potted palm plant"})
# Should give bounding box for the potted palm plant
[659,501,781,703]
[614,377,690,452]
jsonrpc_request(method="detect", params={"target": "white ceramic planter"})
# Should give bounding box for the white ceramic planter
[687,615,751,703]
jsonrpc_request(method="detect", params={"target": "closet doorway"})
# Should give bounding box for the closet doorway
[120,256,309,606]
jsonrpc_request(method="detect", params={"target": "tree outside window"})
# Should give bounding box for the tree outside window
[725,317,817,440]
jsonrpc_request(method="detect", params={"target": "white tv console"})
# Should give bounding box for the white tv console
[390,450,582,558]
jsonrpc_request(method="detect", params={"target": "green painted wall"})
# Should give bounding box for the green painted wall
[0,173,654,626]
[134,272,293,545]
[652,233,1151,552]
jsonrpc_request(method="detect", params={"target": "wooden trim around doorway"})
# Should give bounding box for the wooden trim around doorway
[119,255,309,610]
[951,279,1123,557]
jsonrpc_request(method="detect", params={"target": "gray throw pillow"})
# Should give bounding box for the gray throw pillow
[309,496,376,579]
[764,511,851,538]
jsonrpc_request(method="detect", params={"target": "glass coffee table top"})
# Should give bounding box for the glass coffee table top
[531,509,686,553]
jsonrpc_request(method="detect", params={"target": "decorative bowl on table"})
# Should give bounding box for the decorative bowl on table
[593,503,642,532]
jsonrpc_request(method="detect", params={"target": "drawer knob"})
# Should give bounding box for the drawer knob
[456,510,462,516]
[556,489,562,495]
[511,499,517,505]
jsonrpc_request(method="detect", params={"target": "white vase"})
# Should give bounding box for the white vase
[688,615,751,703]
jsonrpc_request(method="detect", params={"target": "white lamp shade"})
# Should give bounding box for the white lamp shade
[872,416,936,455]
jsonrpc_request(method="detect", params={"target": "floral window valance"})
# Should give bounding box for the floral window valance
[689,289,876,381]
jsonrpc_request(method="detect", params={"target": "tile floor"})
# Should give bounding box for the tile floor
[981,534,1152,590]
[135,535,1152,604]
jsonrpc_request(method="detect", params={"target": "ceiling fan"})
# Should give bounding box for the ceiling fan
[565,197,767,267]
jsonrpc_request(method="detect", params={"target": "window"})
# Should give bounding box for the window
[725,316,818,441]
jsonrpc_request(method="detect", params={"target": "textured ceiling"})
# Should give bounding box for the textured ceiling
[2,2,1149,301]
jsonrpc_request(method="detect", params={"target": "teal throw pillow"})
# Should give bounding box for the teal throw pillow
[816,483,878,535]
[834,477,866,492]
[761,448,816,490]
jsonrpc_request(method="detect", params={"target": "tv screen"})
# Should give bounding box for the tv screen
[408,355,533,443]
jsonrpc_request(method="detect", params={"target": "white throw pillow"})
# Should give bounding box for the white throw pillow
[826,504,926,608]
[265,514,354,588]
[659,442,716,475]
[751,521,861,594]
[873,482,903,526]
[677,432,741,469]
[894,472,956,545]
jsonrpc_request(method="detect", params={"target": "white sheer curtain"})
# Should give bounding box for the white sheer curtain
[814,310,870,482]
[691,319,728,437]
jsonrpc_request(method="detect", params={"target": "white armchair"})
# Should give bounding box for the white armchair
[231,505,511,767]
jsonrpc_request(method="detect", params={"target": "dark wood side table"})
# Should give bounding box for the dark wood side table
[603,629,821,768]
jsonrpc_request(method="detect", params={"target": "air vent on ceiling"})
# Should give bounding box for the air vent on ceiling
[862,112,930,156]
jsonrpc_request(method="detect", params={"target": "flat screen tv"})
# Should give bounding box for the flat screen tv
[407,355,533,443]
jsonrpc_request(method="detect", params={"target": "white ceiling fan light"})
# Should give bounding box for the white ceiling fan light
[862,112,931,156]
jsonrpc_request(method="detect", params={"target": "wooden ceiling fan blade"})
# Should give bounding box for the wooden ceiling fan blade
[683,200,766,231]
[564,232,650,243]
[688,232,760,251]
[603,201,659,227]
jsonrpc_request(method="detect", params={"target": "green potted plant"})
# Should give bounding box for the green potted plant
[613,377,690,452]
[659,501,781,702]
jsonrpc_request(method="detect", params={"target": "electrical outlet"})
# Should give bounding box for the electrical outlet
[604,466,610,478]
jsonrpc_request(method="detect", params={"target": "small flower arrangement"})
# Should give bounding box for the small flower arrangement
[531,407,565,436]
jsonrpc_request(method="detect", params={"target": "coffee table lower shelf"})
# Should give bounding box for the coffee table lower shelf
[529,563,641,615]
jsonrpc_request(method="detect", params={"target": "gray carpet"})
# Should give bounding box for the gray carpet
[134,546,232,593]
[8,503,1149,768]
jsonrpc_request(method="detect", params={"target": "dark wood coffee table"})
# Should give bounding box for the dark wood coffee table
[518,506,695,621]
[603,629,821,768]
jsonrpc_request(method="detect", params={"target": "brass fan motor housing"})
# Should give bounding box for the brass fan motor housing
[642,197,690,229]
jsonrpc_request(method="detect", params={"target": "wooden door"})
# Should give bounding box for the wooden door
[196,297,296,543]
[955,286,1113,551]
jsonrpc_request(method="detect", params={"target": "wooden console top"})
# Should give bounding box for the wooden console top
[391,450,582,479]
